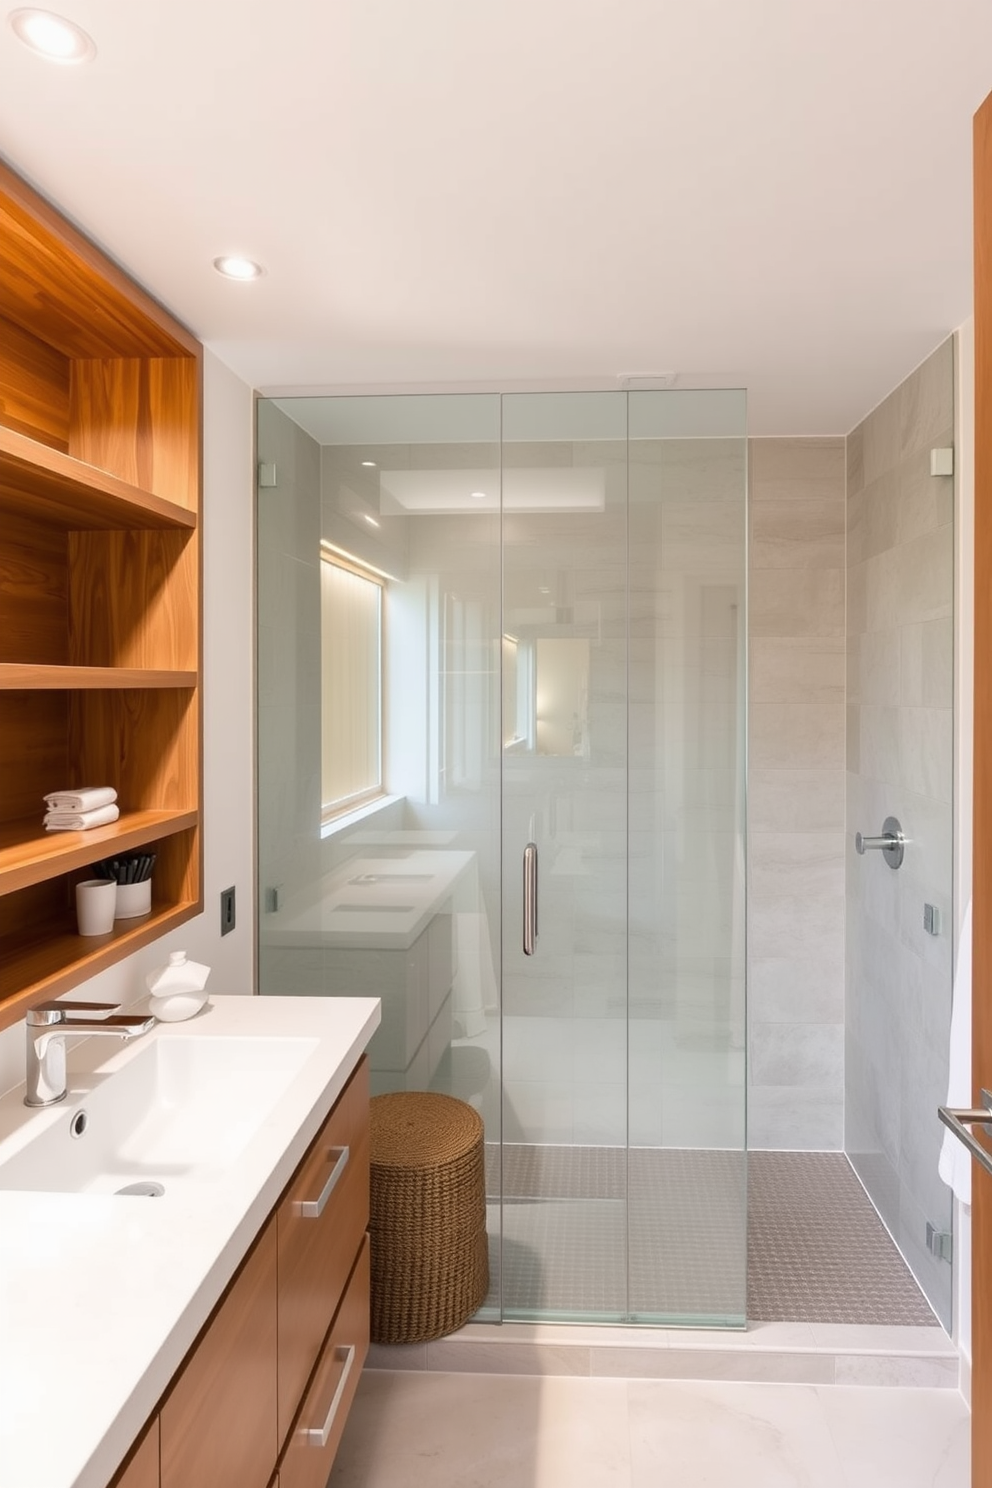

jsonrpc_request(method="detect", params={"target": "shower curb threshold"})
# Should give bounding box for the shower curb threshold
[366,1320,959,1389]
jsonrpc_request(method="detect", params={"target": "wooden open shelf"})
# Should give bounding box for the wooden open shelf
[0,665,198,690]
[0,811,199,897]
[0,899,200,1014]
[0,160,203,1032]
[0,427,197,530]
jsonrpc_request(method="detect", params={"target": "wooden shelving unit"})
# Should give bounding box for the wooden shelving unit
[0,426,198,530]
[0,161,203,1023]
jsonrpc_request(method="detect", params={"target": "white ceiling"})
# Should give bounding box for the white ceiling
[2,0,991,434]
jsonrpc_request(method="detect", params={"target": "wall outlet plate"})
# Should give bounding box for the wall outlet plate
[220,886,236,936]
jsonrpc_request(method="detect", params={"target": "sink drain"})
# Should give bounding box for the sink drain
[115,1181,165,1198]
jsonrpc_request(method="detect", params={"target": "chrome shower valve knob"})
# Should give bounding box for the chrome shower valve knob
[854,816,906,870]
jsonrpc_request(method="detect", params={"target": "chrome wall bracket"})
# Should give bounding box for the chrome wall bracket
[855,815,906,869]
[925,1222,952,1263]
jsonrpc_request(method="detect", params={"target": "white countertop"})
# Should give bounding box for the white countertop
[0,994,380,1488]
[263,850,475,950]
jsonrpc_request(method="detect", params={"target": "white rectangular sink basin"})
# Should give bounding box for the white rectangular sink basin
[0,1034,319,1197]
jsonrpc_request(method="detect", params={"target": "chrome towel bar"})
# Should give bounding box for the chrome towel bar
[938,1093,992,1181]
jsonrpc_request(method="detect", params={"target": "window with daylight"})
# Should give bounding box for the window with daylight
[320,551,384,820]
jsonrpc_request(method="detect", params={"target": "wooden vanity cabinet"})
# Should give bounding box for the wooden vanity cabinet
[111,1421,159,1488]
[277,1056,369,1442]
[160,1220,279,1488]
[112,1058,370,1488]
[279,1236,370,1488]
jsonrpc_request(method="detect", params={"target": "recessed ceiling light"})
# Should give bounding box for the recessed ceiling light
[470,491,487,500]
[361,460,377,468]
[8,8,95,62]
[363,514,380,527]
[539,587,551,594]
[212,255,264,281]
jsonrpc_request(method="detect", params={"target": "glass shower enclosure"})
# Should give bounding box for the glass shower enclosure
[256,388,747,1326]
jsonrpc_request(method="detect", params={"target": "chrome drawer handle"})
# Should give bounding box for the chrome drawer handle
[296,1145,349,1219]
[300,1344,356,1448]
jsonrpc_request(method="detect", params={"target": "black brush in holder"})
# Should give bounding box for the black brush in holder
[91,852,156,919]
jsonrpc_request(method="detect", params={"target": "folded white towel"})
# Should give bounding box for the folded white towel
[43,787,117,813]
[939,899,973,1206]
[44,804,120,832]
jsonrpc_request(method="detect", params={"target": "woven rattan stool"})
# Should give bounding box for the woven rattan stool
[369,1091,489,1344]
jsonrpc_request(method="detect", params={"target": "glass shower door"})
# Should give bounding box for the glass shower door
[498,389,747,1325]
[500,392,630,1319]
[257,386,747,1328]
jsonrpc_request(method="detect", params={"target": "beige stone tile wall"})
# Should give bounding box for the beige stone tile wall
[845,337,955,1330]
[747,438,847,1149]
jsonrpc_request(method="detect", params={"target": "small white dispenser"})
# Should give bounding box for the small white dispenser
[147,950,211,1022]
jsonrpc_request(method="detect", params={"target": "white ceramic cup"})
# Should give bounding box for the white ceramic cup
[75,878,117,936]
[115,879,152,919]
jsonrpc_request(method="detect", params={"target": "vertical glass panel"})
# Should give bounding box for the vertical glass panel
[626,389,748,1325]
[500,391,629,1320]
[256,393,503,1319]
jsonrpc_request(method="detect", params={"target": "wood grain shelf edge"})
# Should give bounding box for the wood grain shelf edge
[0,426,197,530]
[0,810,199,895]
[0,666,198,690]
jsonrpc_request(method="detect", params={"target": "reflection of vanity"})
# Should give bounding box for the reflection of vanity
[263,851,476,1090]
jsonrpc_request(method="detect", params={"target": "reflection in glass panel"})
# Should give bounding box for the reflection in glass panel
[256,393,504,1318]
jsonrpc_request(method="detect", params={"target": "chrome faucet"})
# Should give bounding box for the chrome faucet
[25,1001,155,1108]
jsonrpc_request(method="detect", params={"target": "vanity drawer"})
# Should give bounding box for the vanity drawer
[276,1056,369,1443]
[279,1236,370,1488]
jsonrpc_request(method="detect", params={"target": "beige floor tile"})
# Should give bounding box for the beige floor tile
[331,1370,632,1488]
[817,1383,969,1487]
[331,1370,971,1488]
[627,1379,847,1487]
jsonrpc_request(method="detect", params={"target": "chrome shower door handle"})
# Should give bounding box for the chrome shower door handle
[523,841,538,955]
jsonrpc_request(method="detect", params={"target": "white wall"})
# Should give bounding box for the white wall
[0,350,256,1096]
